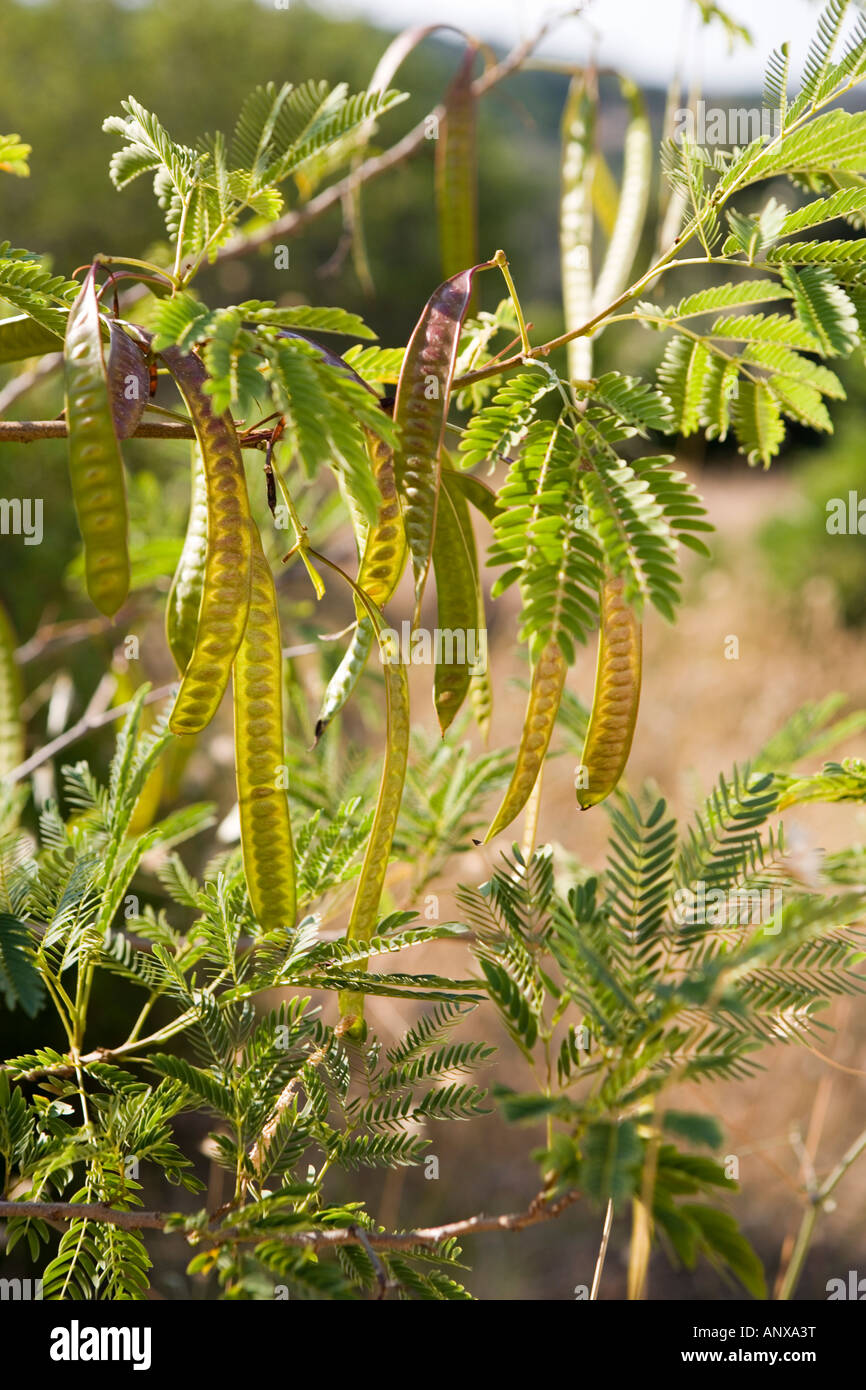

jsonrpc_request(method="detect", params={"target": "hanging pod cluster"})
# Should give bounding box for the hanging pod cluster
[159,346,296,935]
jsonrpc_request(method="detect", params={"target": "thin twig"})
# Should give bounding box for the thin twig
[0,352,61,415]
[0,420,275,449]
[4,682,177,784]
[214,15,562,267]
[0,1187,581,1251]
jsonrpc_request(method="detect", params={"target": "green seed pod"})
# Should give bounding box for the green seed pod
[314,618,375,743]
[160,346,253,735]
[301,552,409,1041]
[0,601,24,780]
[434,461,485,735]
[63,266,130,616]
[435,45,479,307]
[560,74,596,384]
[316,426,407,739]
[576,574,642,809]
[337,627,410,1037]
[166,444,208,677]
[233,521,296,933]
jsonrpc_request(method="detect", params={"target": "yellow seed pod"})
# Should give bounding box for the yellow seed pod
[577,574,642,809]
[233,522,296,934]
[484,639,567,842]
[161,348,253,736]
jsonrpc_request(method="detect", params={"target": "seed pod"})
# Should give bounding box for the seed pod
[560,74,596,384]
[394,262,487,622]
[576,574,641,809]
[0,601,24,780]
[166,444,208,677]
[316,426,407,739]
[356,425,407,613]
[433,462,485,735]
[233,521,296,933]
[435,46,479,308]
[314,617,375,742]
[160,346,253,735]
[591,78,652,320]
[442,468,495,738]
[63,266,130,616]
[338,627,410,1037]
[484,639,567,841]
[106,321,150,439]
[303,553,409,1040]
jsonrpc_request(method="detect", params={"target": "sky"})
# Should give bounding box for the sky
[324,0,835,91]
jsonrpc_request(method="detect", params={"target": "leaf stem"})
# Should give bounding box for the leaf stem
[493,249,532,355]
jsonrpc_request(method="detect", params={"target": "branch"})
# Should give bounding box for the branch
[0,351,61,416]
[0,419,275,449]
[4,682,177,784]
[0,1188,581,1250]
[214,15,563,267]
[0,16,566,415]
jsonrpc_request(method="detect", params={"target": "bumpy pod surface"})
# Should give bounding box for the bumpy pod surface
[233,522,296,932]
[484,639,567,841]
[161,346,253,735]
[577,574,642,809]
[63,268,130,616]
[357,425,407,611]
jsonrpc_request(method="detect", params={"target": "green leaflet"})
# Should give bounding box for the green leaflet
[592,78,652,320]
[435,463,489,737]
[576,573,642,809]
[63,266,130,617]
[435,46,479,310]
[160,346,253,734]
[0,601,23,780]
[233,520,296,934]
[166,443,208,677]
[560,74,596,383]
[394,262,488,623]
[0,313,61,364]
